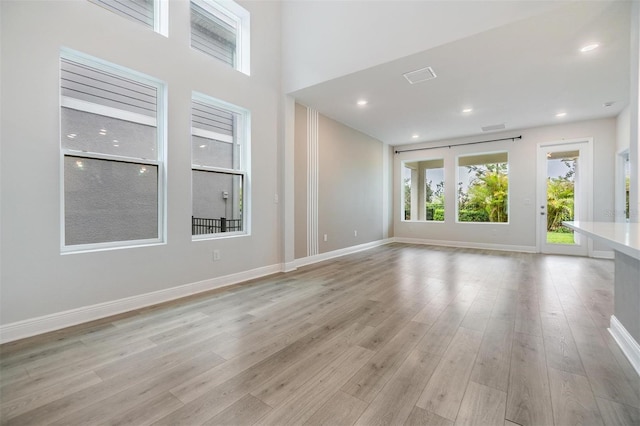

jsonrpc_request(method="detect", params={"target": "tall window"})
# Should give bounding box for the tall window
[88,0,168,35]
[402,159,444,221]
[190,0,250,75]
[60,50,165,251]
[457,152,508,223]
[191,93,249,238]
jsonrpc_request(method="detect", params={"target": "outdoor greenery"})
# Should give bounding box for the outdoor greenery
[426,180,444,221]
[546,160,575,232]
[547,231,574,244]
[403,177,411,220]
[458,163,508,222]
[404,160,579,232]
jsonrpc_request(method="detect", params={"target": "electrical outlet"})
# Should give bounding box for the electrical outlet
[354,230,358,237]
[213,249,221,261]
[323,234,328,242]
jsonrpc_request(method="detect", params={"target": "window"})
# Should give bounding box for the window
[402,159,445,221]
[191,93,249,238]
[190,0,250,75]
[60,49,165,251]
[457,152,509,223]
[88,0,168,36]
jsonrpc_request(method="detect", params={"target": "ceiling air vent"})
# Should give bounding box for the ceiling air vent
[403,67,437,84]
[481,123,506,132]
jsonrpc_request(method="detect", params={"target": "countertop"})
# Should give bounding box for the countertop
[563,221,640,260]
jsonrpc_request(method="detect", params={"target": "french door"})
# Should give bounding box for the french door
[537,139,592,256]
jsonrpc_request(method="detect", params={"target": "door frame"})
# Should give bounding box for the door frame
[536,138,593,256]
[616,148,630,223]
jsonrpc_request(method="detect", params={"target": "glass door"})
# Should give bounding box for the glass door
[537,140,591,255]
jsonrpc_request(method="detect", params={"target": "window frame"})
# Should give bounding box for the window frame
[191,91,250,240]
[88,0,169,36]
[190,0,250,75]
[59,48,167,253]
[455,150,510,224]
[401,158,445,223]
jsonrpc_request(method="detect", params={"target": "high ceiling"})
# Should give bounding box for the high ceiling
[289,1,631,145]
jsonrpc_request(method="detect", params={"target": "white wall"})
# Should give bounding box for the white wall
[280,0,564,93]
[617,106,631,153]
[317,114,383,253]
[293,104,384,259]
[0,0,282,325]
[393,118,617,252]
[629,0,640,223]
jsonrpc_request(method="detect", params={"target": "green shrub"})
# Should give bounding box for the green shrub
[458,209,490,222]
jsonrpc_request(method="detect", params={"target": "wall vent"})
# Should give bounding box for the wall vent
[481,123,506,132]
[403,67,437,84]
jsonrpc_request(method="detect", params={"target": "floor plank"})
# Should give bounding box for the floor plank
[255,346,374,426]
[505,332,554,426]
[416,327,484,421]
[304,391,368,426]
[404,406,453,426]
[596,397,640,425]
[469,317,514,392]
[341,320,430,403]
[355,349,441,426]
[548,367,604,426]
[454,381,507,426]
[203,394,271,426]
[1,244,637,426]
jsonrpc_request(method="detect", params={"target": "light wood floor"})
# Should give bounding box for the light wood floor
[1,243,639,425]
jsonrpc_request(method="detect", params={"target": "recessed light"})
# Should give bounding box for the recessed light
[580,43,599,53]
[462,108,473,113]
[357,99,368,106]
[411,134,419,139]
[66,133,76,139]
[199,144,206,148]
[556,112,567,118]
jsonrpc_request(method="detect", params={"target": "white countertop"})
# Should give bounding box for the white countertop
[563,221,640,260]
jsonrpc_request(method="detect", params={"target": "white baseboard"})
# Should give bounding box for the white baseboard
[591,250,615,259]
[392,237,537,253]
[0,263,282,344]
[609,315,640,376]
[284,238,393,271]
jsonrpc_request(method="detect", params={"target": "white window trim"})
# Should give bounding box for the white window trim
[60,48,167,254]
[400,159,446,223]
[61,97,157,127]
[455,150,510,225]
[191,91,250,240]
[191,0,250,75]
[191,127,233,144]
[155,0,169,36]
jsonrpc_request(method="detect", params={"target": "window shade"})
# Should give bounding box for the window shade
[61,58,157,117]
[89,0,154,28]
[191,2,236,67]
[458,152,508,167]
[192,100,234,136]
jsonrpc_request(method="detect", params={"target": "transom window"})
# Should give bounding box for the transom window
[190,0,250,75]
[88,0,168,36]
